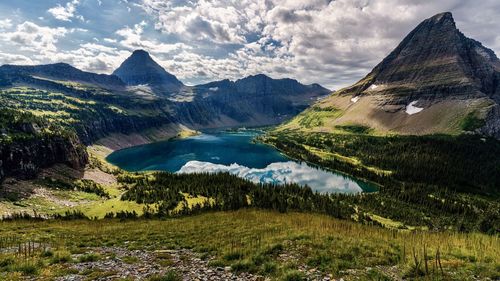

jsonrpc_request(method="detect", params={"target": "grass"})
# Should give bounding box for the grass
[75,197,148,219]
[284,106,343,129]
[0,209,498,280]
[334,124,373,134]
[461,111,486,131]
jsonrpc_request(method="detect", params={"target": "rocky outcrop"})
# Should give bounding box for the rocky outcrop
[74,115,175,145]
[481,105,500,138]
[0,133,87,183]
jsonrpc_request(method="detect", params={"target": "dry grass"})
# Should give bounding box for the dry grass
[0,209,498,280]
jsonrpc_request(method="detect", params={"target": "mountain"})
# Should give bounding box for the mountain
[110,50,330,126]
[113,50,184,94]
[173,74,331,128]
[0,63,125,89]
[0,49,330,182]
[282,12,500,138]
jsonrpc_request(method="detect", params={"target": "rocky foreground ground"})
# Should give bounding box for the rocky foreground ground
[20,246,367,281]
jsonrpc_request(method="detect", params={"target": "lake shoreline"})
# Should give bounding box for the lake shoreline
[106,129,378,194]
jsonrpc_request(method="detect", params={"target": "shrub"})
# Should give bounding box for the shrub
[78,253,100,263]
[231,260,255,273]
[262,261,277,274]
[223,251,243,261]
[50,251,72,264]
[282,270,306,281]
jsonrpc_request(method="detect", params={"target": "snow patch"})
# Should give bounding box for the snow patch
[209,87,219,91]
[405,101,424,115]
[350,96,360,103]
[369,84,379,90]
[177,161,364,194]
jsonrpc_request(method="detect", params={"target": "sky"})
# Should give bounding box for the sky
[0,0,499,89]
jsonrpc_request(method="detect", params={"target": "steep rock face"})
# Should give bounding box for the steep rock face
[0,134,87,183]
[113,50,184,94]
[75,115,175,145]
[175,74,331,127]
[347,12,500,100]
[0,63,125,90]
[287,12,500,137]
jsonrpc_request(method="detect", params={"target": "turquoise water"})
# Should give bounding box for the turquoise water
[106,130,377,193]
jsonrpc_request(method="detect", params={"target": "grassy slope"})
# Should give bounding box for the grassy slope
[1,210,499,280]
[280,91,493,136]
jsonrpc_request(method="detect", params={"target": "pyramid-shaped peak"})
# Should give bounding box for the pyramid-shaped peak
[113,49,184,92]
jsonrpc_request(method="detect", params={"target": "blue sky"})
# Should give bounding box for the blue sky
[0,0,499,89]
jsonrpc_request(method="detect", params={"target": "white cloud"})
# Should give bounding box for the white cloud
[38,42,130,73]
[115,21,191,55]
[1,0,499,89]
[139,0,267,44]
[0,21,69,54]
[0,52,34,65]
[178,160,365,193]
[136,0,500,89]
[0,19,13,30]
[48,0,82,22]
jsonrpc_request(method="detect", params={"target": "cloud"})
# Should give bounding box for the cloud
[115,21,191,55]
[0,52,34,65]
[0,21,69,53]
[0,19,13,30]
[48,0,82,22]
[139,0,266,44]
[135,0,500,89]
[177,160,365,194]
[38,43,130,73]
[1,0,499,89]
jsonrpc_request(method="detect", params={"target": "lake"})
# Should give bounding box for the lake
[106,130,377,193]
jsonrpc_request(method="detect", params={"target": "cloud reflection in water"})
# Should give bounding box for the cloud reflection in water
[177,160,364,194]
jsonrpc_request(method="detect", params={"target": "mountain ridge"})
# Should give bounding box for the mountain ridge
[0,63,125,89]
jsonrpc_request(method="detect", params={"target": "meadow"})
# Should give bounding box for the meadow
[1,209,499,280]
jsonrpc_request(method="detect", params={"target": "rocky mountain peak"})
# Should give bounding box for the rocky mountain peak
[113,50,184,94]
[292,12,500,138]
[350,11,500,100]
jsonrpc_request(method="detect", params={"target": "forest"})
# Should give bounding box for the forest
[257,130,500,233]
[119,172,355,221]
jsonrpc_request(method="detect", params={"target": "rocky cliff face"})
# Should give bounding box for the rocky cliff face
[345,12,500,100]
[286,12,500,137]
[0,133,87,183]
[75,115,175,145]
[113,50,184,94]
